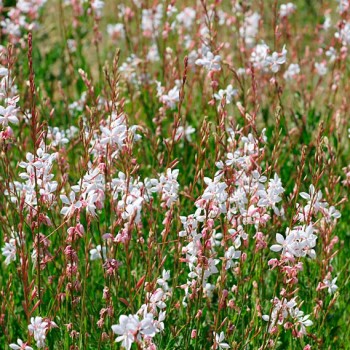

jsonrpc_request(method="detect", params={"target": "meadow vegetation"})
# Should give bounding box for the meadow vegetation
[0,0,350,349]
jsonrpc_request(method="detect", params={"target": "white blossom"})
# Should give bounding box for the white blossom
[9,339,33,350]
[279,3,296,18]
[195,51,221,72]
[1,238,16,265]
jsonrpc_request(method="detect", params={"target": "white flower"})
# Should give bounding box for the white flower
[265,46,287,73]
[176,7,196,29]
[155,310,166,332]
[315,62,327,76]
[100,123,127,148]
[202,177,227,201]
[15,145,57,208]
[161,85,180,109]
[337,0,350,14]
[28,317,48,349]
[112,315,138,350]
[89,245,107,261]
[257,173,285,215]
[279,3,296,18]
[91,0,104,17]
[0,66,8,77]
[250,42,270,70]
[213,331,230,349]
[327,206,341,220]
[270,232,290,253]
[283,63,300,80]
[112,313,157,350]
[289,308,313,335]
[195,51,221,72]
[262,297,297,332]
[107,23,125,39]
[323,276,338,294]
[60,191,82,217]
[239,12,260,46]
[299,184,327,213]
[156,168,180,207]
[203,283,215,298]
[335,21,350,46]
[1,238,16,265]
[175,125,195,142]
[141,4,163,36]
[214,84,238,104]
[149,288,167,309]
[157,269,171,291]
[270,225,317,258]
[0,103,19,126]
[9,339,33,350]
[147,43,160,62]
[323,14,332,30]
[224,246,241,269]
[47,126,70,147]
[326,47,337,63]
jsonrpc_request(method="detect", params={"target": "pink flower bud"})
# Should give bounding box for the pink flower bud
[195,310,202,319]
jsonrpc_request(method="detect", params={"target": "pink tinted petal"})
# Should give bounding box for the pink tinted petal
[74,201,82,209]
[299,192,310,200]
[276,233,285,244]
[270,244,282,252]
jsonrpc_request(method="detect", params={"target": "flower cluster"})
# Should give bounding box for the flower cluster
[2,1,348,349]
[112,270,171,349]
[250,43,288,73]
[270,225,317,259]
[263,297,313,337]
[1,0,47,43]
[28,317,56,348]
